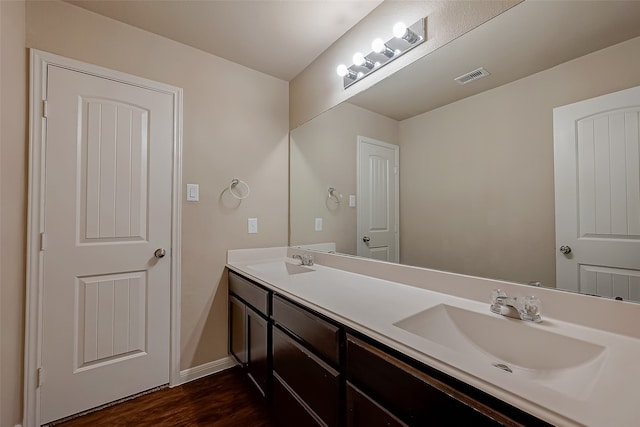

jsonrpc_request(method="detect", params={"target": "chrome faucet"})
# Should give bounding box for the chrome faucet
[292,254,314,266]
[490,289,541,322]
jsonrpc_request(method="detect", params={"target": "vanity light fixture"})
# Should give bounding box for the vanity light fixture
[336,17,426,89]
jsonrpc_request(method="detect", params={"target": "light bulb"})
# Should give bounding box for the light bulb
[371,38,386,53]
[336,64,349,77]
[353,52,375,70]
[394,21,420,44]
[372,38,395,58]
[393,22,407,38]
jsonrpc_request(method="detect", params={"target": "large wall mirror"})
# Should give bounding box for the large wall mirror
[290,1,640,300]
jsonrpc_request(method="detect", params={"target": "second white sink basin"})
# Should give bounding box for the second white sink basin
[393,304,607,398]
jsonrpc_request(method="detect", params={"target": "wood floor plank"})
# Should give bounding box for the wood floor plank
[53,367,277,426]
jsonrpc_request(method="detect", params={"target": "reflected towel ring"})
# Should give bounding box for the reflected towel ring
[229,178,250,200]
[327,187,342,204]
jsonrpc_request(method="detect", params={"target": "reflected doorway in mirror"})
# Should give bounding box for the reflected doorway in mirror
[357,136,399,262]
[554,85,640,302]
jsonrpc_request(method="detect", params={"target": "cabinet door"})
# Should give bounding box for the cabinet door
[247,306,269,397]
[273,326,341,427]
[273,373,323,427]
[347,382,408,427]
[229,295,247,365]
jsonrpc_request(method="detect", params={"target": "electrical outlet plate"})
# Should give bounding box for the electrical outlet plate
[248,218,258,234]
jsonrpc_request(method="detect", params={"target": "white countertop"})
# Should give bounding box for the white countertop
[227,247,640,427]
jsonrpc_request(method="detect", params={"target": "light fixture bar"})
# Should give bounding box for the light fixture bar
[339,17,426,89]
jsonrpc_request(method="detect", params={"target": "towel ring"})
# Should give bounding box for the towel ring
[327,187,342,204]
[229,178,250,200]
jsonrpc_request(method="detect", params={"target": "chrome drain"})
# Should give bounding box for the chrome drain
[492,363,513,373]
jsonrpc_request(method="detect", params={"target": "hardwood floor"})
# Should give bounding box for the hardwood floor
[53,367,278,427]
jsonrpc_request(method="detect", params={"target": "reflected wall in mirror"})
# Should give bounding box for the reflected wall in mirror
[290,1,640,298]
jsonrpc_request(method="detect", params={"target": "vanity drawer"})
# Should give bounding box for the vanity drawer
[229,271,269,315]
[272,295,341,366]
[346,334,519,427]
[273,326,340,427]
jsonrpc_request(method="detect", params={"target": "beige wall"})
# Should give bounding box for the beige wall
[1,1,289,424]
[290,103,397,254]
[399,35,640,286]
[289,0,519,129]
[1,1,27,425]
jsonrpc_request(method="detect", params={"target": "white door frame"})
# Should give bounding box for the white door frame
[24,49,183,427]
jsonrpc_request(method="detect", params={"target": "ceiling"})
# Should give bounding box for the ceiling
[65,0,384,81]
[64,1,640,120]
[349,0,640,120]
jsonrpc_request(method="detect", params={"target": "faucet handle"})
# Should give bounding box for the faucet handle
[490,289,508,305]
[516,295,541,322]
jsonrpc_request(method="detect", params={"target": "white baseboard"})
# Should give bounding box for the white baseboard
[177,356,238,385]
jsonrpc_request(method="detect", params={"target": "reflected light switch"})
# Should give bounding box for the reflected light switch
[315,217,323,231]
[186,184,199,201]
[349,195,356,207]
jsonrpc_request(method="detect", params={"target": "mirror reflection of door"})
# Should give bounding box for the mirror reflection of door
[357,136,399,262]
[554,85,640,301]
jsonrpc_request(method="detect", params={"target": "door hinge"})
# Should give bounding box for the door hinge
[37,367,45,387]
[40,232,47,251]
[42,100,48,118]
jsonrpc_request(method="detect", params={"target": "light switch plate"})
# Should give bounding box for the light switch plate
[248,218,258,234]
[186,184,199,201]
[315,217,323,231]
[349,195,356,207]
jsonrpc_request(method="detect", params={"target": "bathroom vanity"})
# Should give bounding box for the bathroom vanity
[227,247,640,426]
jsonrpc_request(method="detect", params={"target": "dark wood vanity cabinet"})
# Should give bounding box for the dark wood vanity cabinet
[271,295,342,427]
[227,270,551,427]
[228,271,271,396]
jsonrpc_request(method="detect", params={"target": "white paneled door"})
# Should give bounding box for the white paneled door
[40,64,174,424]
[357,136,399,262]
[554,85,640,301]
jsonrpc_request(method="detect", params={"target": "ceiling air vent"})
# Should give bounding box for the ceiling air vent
[454,67,490,85]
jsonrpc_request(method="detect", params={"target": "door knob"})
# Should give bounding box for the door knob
[559,245,572,255]
[362,236,370,243]
[154,248,167,258]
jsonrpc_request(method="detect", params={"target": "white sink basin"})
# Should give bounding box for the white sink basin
[246,260,314,276]
[393,304,607,398]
